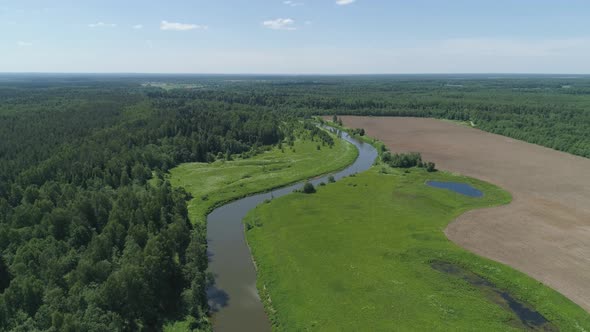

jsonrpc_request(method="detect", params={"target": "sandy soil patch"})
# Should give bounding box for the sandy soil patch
[339,116,590,312]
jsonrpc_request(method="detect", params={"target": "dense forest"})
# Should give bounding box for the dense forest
[1,74,589,331]
[158,74,590,158]
[0,80,285,331]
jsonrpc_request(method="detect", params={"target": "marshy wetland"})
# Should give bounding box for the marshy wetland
[426,181,483,197]
[431,261,555,331]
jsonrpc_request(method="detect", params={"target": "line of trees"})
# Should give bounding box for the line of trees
[382,152,436,172]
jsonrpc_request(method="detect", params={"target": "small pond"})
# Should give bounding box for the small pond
[426,181,483,197]
[431,261,556,331]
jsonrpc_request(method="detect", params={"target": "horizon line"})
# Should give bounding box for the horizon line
[1,72,590,76]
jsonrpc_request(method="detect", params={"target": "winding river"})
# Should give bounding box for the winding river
[206,129,378,331]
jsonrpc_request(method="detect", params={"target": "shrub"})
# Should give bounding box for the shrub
[302,182,316,194]
[328,176,336,183]
[382,151,392,163]
[383,152,436,172]
[388,152,422,168]
[351,128,366,136]
[426,162,436,172]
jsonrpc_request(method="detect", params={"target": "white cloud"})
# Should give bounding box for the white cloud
[17,41,32,47]
[283,1,303,6]
[88,22,117,28]
[263,18,296,31]
[336,0,355,5]
[160,20,207,31]
[133,24,143,30]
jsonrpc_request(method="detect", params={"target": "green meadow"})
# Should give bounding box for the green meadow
[168,131,358,223]
[165,129,357,331]
[245,167,590,331]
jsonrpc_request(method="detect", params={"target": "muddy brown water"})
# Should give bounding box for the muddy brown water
[207,129,378,332]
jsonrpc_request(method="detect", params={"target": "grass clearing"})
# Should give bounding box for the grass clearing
[168,130,358,223]
[245,166,590,331]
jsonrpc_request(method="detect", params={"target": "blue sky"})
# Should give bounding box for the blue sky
[2,0,590,73]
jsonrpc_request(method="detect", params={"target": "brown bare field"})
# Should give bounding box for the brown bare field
[339,116,590,312]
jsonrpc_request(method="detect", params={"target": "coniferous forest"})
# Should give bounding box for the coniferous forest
[1,74,589,331]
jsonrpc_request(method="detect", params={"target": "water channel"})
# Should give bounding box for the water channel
[207,129,378,331]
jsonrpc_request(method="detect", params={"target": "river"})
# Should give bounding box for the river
[206,128,378,331]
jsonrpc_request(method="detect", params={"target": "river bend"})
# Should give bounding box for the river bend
[207,129,378,331]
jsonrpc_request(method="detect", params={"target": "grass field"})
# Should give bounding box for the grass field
[168,130,358,223]
[245,166,590,331]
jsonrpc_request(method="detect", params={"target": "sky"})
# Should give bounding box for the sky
[2,0,590,74]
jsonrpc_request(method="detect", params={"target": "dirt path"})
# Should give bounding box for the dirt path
[339,116,590,312]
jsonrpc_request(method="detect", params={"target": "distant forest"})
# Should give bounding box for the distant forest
[187,75,590,158]
[1,75,589,331]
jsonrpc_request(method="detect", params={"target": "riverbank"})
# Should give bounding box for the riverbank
[245,165,590,330]
[169,129,358,224]
[166,127,359,331]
